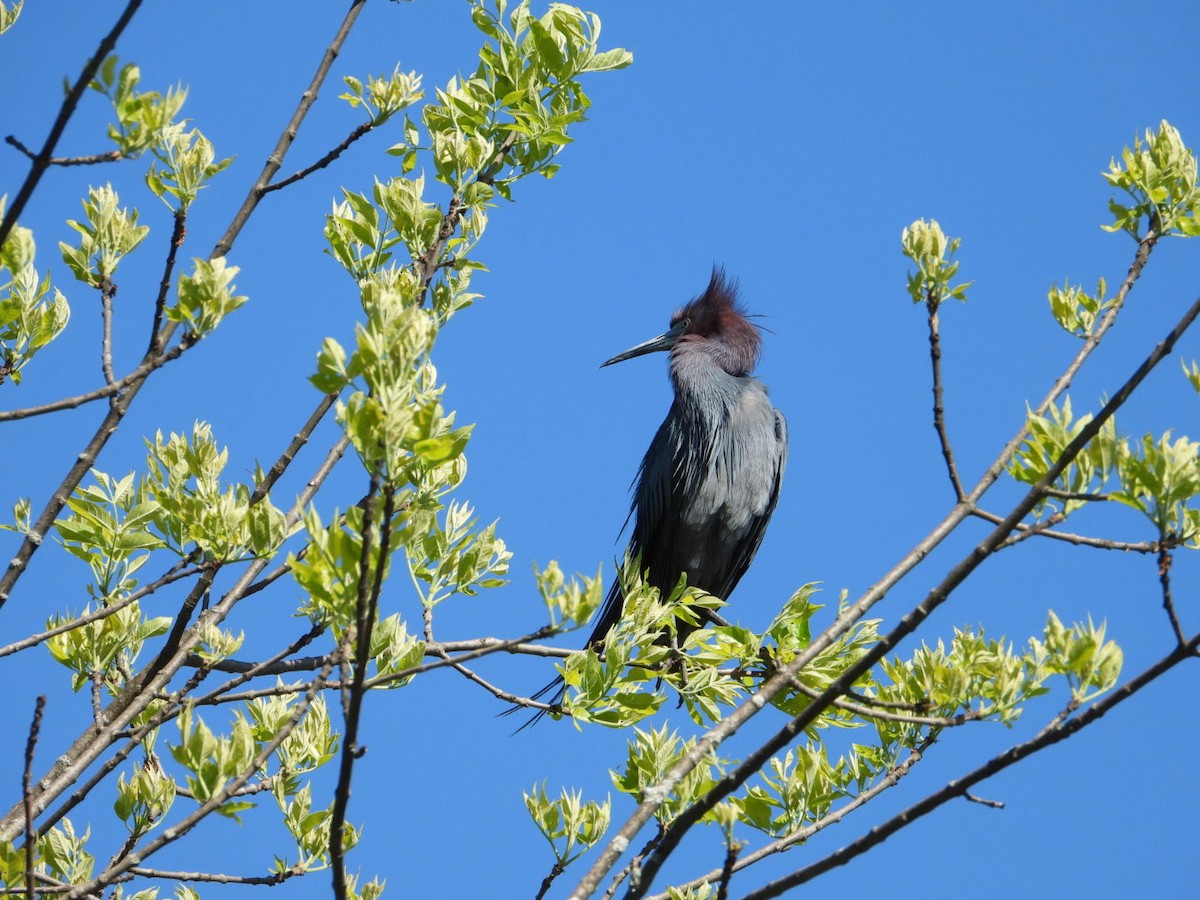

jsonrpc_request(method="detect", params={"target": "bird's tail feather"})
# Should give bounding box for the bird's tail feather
[500,578,627,732]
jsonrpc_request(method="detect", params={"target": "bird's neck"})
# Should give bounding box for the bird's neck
[670,355,752,417]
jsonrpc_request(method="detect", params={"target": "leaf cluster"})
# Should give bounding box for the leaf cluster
[89,56,188,159]
[1103,120,1200,238]
[0,206,69,384]
[58,183,149,286]
[900,217,971,305]
[1011,396,1200,542]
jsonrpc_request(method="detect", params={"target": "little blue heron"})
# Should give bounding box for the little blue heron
[513,268,787,727]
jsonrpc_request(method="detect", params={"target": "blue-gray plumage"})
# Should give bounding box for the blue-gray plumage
[512,268,787,727]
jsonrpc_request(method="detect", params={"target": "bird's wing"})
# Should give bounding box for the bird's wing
[711,405,788,601]
[633,407,694,599]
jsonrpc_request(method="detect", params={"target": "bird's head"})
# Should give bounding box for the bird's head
[601,267,762,376]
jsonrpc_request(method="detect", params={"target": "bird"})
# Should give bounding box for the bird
[510,267,787,727]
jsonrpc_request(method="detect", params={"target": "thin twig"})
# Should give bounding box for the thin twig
[1156,537,1187,645]
[210,0,368,259]
[140,570,218,687]
[535,861,566,900]
[715,841,740,900]
[365,625,559,690]
[127,865,303,886]
[192,626,561,707]
[192,624,326,708]
[23,697,46,900]
[436,651,531,705]
[0,0,145,251]
[785,678,981,727]
[604,827,664,900]
[963,791,1004,809]
[250,392,339,505]
[978,507,1163,553]
[0,560,202,659]
[1042,487,1112,503]
[927,298,964,500]
[4,135,123,167]
[0,342,189,422]
[185,634,570,676]
[261,121,375,195]
[99,279,117,386]
[148,211,187,355]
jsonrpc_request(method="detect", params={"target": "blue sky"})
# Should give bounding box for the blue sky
[3,2,1198,898]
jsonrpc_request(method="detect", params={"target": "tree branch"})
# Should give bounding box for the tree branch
[261,121,376,195]
[0,0,145,251]
[0,341,190,422]
[737,632,1200,898]
[330,476,390,899]
[927,297,964,500]
[645,733,937,900]
[0,560,202,659]
[99,278,117,386]
[22,697,45,900]
[1156,538,1187,646]
[60,653,339,898]
[210,0,368,259]
[147,210,187,355]
[127,865,303,886]
[4,135,124,167]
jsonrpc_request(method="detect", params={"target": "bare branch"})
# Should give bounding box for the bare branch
[192,626,562,707]
[185,634,570,676]
[1041,487,1112,503]
[210,0,369,259]
[980,507,1163,552]
[785,678,981,728]
[22,696,46,900]
[535,860,566,900]
[148,210,187,355]
[963,791,1004,809]
[4,135,124,167]
[1157,539,1187,646]
[927,299,964,500]
[261,121,376,195]
[0,0,145,251]
[127,865,304,886]
[0,341,190,422]
[192,623,327,708]
[99,279,117,385]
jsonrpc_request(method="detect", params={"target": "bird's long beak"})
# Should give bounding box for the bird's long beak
[600,319,687,368]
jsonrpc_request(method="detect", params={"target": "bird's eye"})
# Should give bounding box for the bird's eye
[679,317,692,330]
